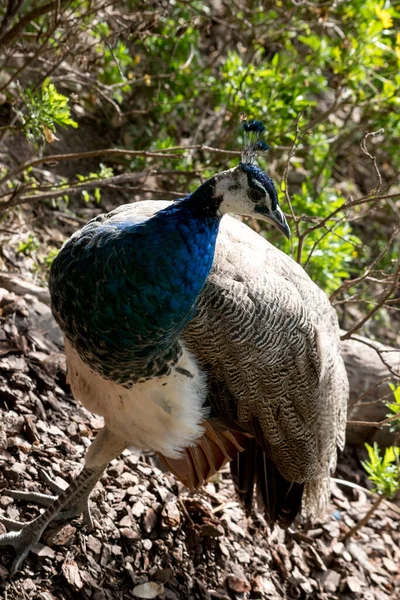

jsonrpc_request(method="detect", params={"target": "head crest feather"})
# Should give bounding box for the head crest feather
[240,113,270,164]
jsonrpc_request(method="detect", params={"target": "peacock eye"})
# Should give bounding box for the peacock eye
[248,188,264,202]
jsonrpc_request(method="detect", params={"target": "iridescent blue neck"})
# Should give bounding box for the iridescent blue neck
[50,181,222,384]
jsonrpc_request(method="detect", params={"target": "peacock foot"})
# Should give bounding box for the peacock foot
[0,465,103,574]
[0,518,49,575]
[1,468,93,530]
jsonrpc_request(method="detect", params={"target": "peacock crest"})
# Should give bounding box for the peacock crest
[240,113,270,164]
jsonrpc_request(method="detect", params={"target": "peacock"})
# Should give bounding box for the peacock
[0,119,348,574]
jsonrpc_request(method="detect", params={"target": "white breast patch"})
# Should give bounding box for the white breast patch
[65,339,208,458]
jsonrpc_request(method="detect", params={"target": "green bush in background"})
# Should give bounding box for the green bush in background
[0,0,399,299]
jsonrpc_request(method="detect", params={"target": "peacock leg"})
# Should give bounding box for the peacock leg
[0,466,103,575]
[0,427,127,574]
[2,468,101,529]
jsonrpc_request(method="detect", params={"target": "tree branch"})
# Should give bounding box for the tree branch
[0,1,69,48]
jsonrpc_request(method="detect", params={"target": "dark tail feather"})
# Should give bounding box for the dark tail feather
[230,439,304,528]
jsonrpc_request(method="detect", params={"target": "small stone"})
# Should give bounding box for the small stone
[92,593,107,600]
[86,534,102,555]
[48,425,64,436]
[154,568,173,583]
[132,500,146,517]
[108,460,124,477]
[137,464,152,476]
[89,416,104,430]
[26,465,38,478]
[318,569,341,593]
[132,581,164,598]
[45,524,76,546]
[143,507,158,534]
[22,578,37,592]
[7,436,31,452]
[382,557,398,573]
[119,514,132,527]
[200,522,224,537]
[345,576,364,593]
[342,550,352,562]
[119,472,139,486]
[332,542,344,555]
[225,574,251,593]
[161,501,180,529]
[0,495,14,507]
[4,463,25,481]
[32,544,56,559]
[252,575,276,594]
[322,521,340,538]
[120,527,140,540]
[143,539,152,551]
[61,558,83,590]
[236,548,251,564]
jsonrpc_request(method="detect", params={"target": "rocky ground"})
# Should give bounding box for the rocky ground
[0,287,399,600]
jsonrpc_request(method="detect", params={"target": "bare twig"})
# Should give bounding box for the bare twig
[0,177,186,211]
[0,149,180,189]
[280,109,308,262]
[346,413,399,428]
[303,216,346,270]
[330,226,400,301]
[0,1,67,48]
[0,20,60,94]
[340,494,384,542]
[348,378,393,409]
[360,129,384,194]
[0,0,25,41]
[302,191,400,239]
[342,335,400,379]
[341,256,400,341]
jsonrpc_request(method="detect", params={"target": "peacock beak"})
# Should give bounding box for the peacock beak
[255,204,291,239]
[270,206,291,239]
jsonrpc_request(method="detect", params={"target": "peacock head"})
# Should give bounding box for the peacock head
[208,115,289,238]
[212,162,290,239]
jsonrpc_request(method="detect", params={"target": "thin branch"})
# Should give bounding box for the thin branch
[154,144,243,156]
[360,129,384,195]
[346,411,400,428]
[0,20,60,94]
[280,109,308,263]
[0,0,25,40]
[348,378,392,409]
[303,216,346,270]
[342,335,400,379]
[0,149,180,189]
[281,109,306,228]
[341,256,400,340]
[0,174,187,210]
[0,1,68,48]
[303,191,400,238]
[340,494,384,542]
[330,226,400,301]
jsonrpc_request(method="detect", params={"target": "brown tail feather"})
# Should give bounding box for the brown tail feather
[159,422,303,526]
[158,421,252,491]
[230,438,304,527]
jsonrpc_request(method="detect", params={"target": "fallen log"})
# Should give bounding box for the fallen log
[341,334,400,446]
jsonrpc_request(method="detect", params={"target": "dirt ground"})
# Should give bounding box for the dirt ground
[0,288,399,600]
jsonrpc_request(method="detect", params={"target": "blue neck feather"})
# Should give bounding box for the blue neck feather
[50,180,222,384]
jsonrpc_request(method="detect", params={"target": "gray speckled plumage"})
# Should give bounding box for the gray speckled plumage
[0,169,348,576]
[126,201,348,519]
